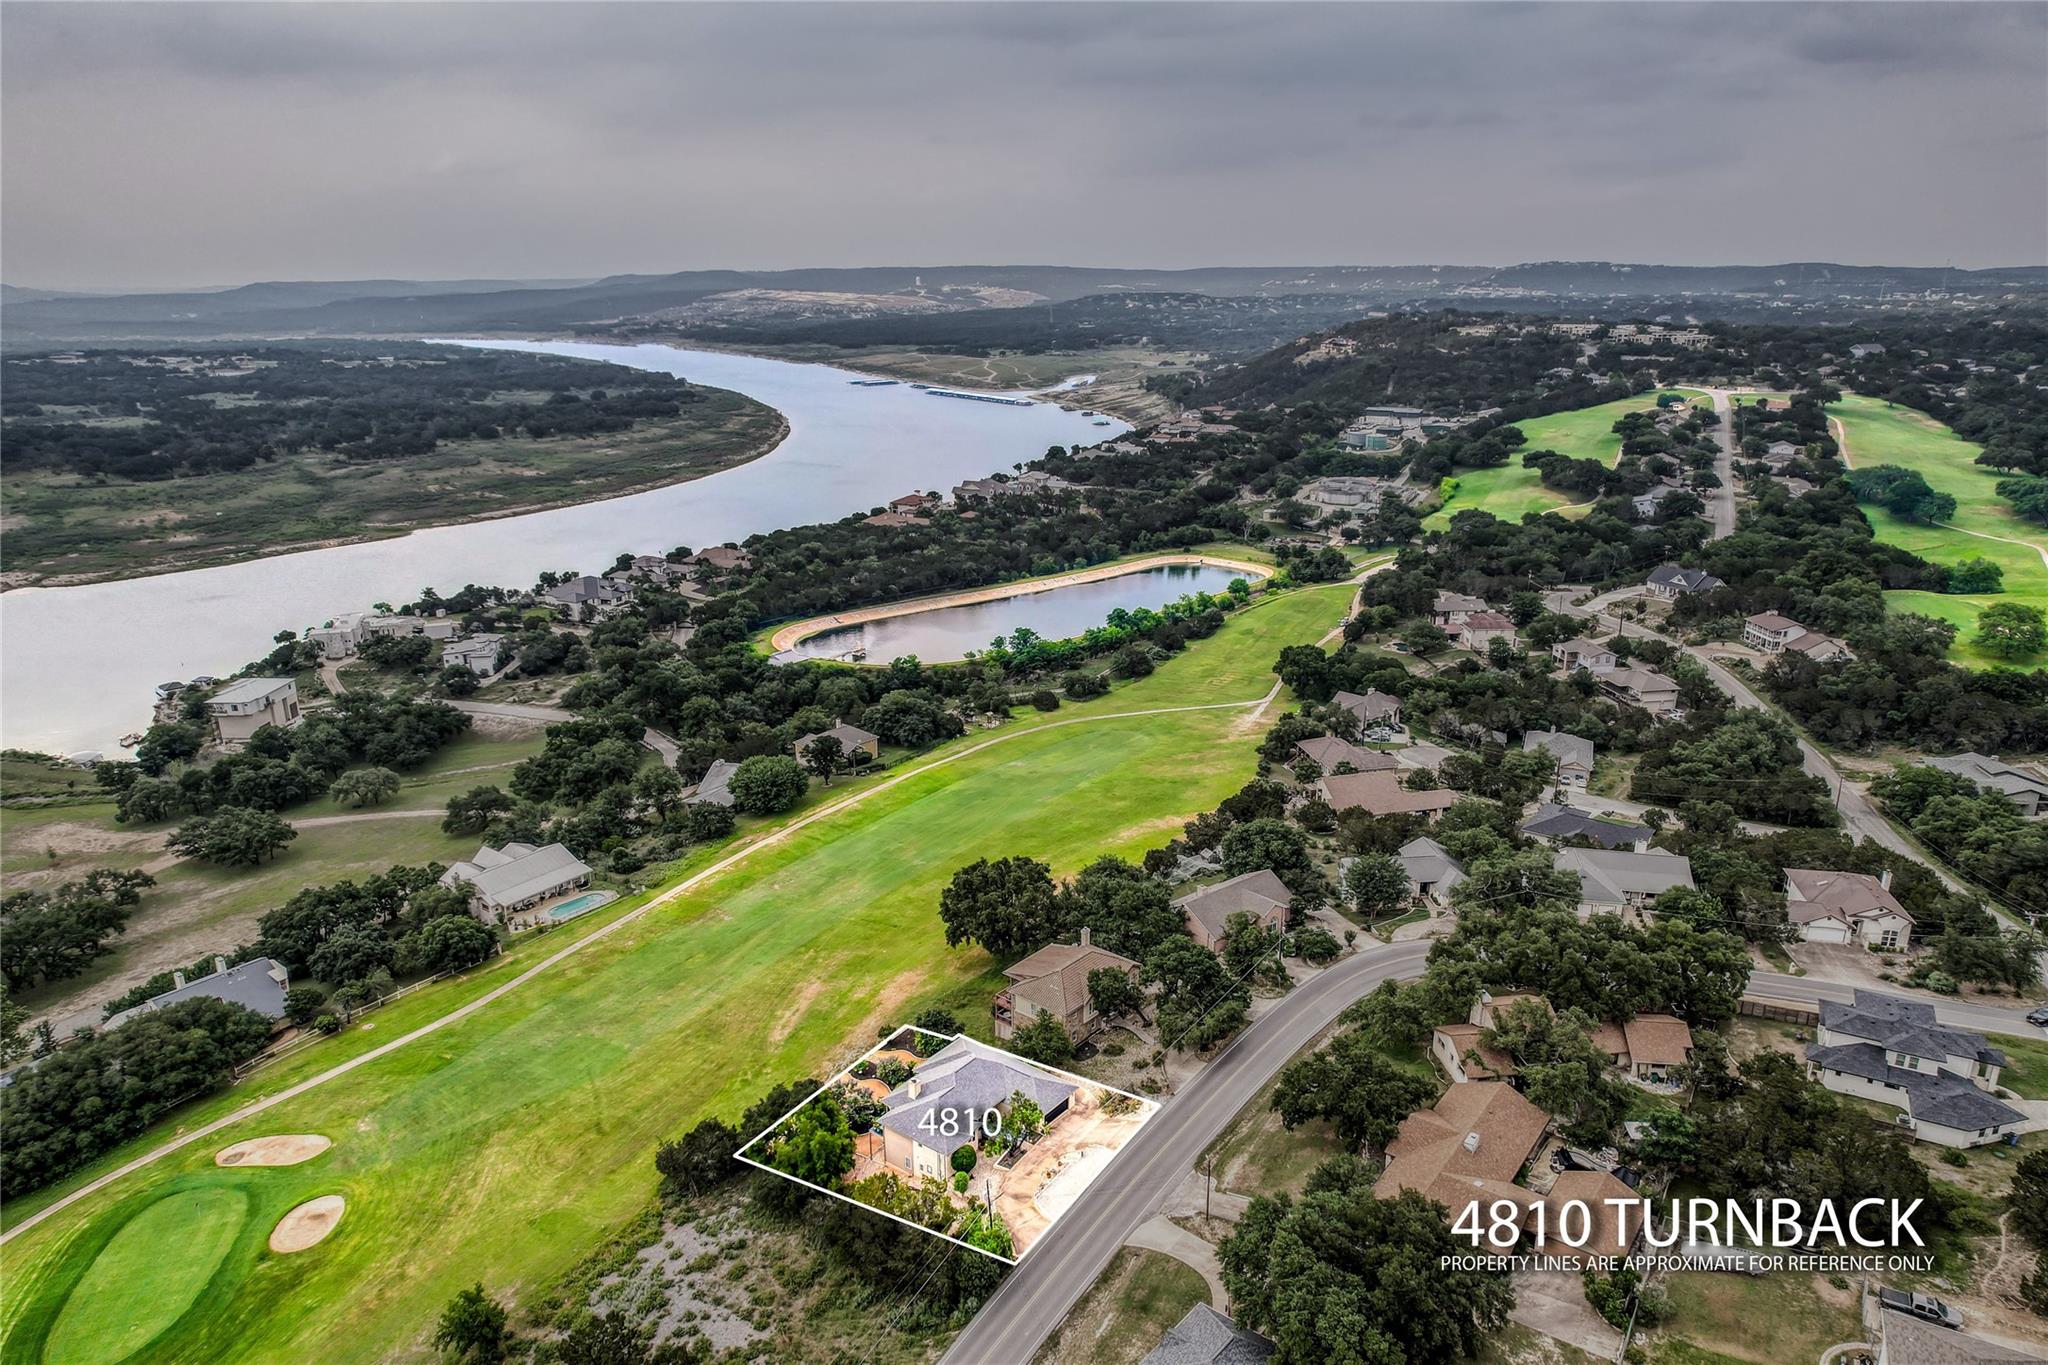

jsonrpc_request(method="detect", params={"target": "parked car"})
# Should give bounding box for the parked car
[1877,1288,1963,1330]
[2026,1004,2048,1028]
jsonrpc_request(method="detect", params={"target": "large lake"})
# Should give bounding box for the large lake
[0,342,1119,753]
[775,564,1246,664]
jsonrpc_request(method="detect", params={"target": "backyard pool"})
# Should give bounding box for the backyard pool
[546,891,616,923]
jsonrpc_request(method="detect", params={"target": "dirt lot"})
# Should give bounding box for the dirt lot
[993,1088,1154,1256]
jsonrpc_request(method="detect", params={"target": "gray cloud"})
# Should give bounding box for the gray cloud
[3,1,2042,290]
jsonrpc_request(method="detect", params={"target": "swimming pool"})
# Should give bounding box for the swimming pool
[545,890,615,923]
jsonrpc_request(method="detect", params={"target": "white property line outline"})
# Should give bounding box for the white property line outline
[732,1026,1159,1265]
[2,577,1375,1246]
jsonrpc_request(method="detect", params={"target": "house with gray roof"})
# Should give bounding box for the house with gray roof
[1552,636,1618,675]
[440,841,592,923]
[1140,1305,1275,1365]
[1522,729,1595,788]
[440,633,505,677]
[206,677,301,747]
[794,722,880,766]
[1784,868,1913,950]
[1644,563,1725,600]
[544,575,630,620]
[1555,846,1692,918]
[1806,990,2021,1148]
[874,1036,1081,1181]
[1397,836,1466,905]
[691,758,741,808]
[1920,752,2048,817]
[1331,689,1402,730]
[1521,802,1647,850]
[103,955,291,1032]
[1173,869,1293,952]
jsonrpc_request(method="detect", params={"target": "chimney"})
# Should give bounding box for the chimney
[214,955,228,975]
[1879,869,1893,891]
[1079,926,1092,948]
[907,1079,922,1100]
[1463,1131,1482,1154]
[173,971,187,989]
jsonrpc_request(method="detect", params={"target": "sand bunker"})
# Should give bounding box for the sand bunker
[268,1195,346,1253]
[216,1134,331,1167]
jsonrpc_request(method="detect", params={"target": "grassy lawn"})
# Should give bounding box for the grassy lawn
[1033,1248,1210,1365]
[2,391,785,585]
[1833,393,2048,669]
[1995,1033,2048,1099]
[1425,390,1709,530]
[0,583,1353,1365]
[1644,1270,1861,1365]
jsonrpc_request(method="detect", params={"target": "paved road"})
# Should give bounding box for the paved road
[1746,970,2043,1039]
[940,941,1432,1365]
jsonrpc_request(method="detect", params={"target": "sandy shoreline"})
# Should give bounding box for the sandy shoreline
[765,553,1273,653]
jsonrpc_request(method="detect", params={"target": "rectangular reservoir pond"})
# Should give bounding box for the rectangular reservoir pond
[774,564,1251,663]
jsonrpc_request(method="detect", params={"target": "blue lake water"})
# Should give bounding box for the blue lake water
[0,342,1120,751]
[776,565,1249,663]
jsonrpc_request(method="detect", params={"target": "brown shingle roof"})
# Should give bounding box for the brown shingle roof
[1374,1081,1549,1203]
[1318,771,1457,816]
[1621,1014,1695,1067]
[1784,868,1913,925]
[1542,1171,1644,1255]
[1002,939,1141,1020]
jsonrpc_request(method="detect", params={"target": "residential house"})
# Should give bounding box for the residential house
[1331,689,1403,730]
[875,1036,1080,1181]
[684,545,753,574]
[794,722,880,765]
[607,555,688,587]
[419,618,464,642]
[1522,730,1595,789]
[1742,612,1856,662]
[1644,564,1726,600]
[1457,611,1518,651]
[1432,1021,1517,1083]
[1552,636,1619,675]
[545,575,630,620]
[1599,666,1681,716]
[1556,846,1694,918]
[1877,1313,2039,1365]
[691,758,740,808]
[1293,736,1398,774]
[440,841,593,923]
[1317,771,1457,821]
[1614,1015,1695,1084]
[862,511,926,528]
[103,956,291,1032]
[992,928,1141,1044]
[1921,753,2048,817]
[1630,483,1685,520]
[1805,991,2022,1148]
[360,613,422,639]
[1372,1081,1550,1231]
[206,678,302,746]
[1398,836,1466,905]
[441,634,505,677]
[1764,440,1802,462]
[1785,868,1915,950]
[889,493,939,513]
[306,613,366,660]
[1540,1171,1647,1256]
[1849,343,1886,359]
[1139,1305,1275,1365]
[1174,870,1293,952]
[1432,591,1488,629]
[1520,802,1648,850]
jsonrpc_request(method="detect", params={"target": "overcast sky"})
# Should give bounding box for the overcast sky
[4,2,2043,291]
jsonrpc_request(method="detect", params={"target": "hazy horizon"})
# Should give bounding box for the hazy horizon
[5,1,2045,292]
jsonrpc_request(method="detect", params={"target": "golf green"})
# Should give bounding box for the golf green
[43,1187,250,1365]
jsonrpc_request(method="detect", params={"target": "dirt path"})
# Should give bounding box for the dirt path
[765,553,1275,652]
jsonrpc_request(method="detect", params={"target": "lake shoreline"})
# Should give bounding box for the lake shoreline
[0,400,790,592]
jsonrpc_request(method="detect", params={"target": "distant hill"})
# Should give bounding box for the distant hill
[4,261,2041,347]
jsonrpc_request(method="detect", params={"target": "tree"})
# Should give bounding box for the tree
[1055,856,1184,960]
[166,806,297,866]
[938,856,1060,958]
[433,1283,508,1363]
[1087,967,1145,1026]
[443,785,513,836]
[726,754,809,815]
[1146,936,1248,1051]
[0,869,155,990]
[1219,1161,1514,1364]
[1343,852,1409,918]
[2012,1148,2048,1248]
[675,801,736,843]
[1218,817,1315,893]
[1271,1030,1435,1154]
[912,1008,963,1046]
[801,733,845,785]
[0,982,29,1067]
[1008,1010,1074,1067]
[769,1091,855,1186]
[631,765,684,817]
[1976,601,2047,660]
[409,915,498,974]
[1485,1002,1629,1147]
[329,767,401,808]
[282,984,328,1027]
[308,925,396,986]
[1399,621,1451,657]
[655,1117,741,1196]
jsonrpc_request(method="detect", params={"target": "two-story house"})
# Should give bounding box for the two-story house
[205,678,302,747]
[1806,991,2022,1148]
[1784,868,1914,950]
[991,928,1141,1044]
